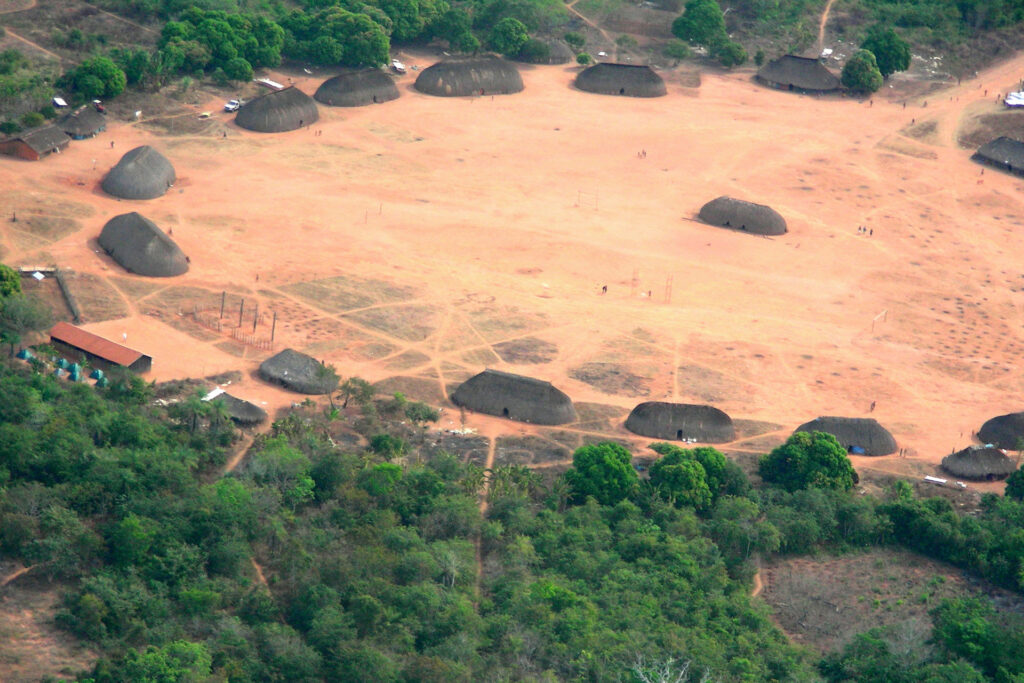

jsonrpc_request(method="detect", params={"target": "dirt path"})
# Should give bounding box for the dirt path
[751,562,764,597]
[2,28,61,61]
[817,0,837,52]
[1,564,35,587]
[0,0,35,15]
[250,558,269,588]
[89,3,155,34]
[221,424,270,476]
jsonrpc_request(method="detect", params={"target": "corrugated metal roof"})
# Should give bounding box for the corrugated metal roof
[50,321,146,367]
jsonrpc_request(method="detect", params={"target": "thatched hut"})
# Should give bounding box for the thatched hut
[58,105,107,139]
[941,445,1016,481]
[98,212,188,277]
[0,124,70,161]
[102,146,175,200]
[515,39,574,65]
[575,63,666,97]
[978,411,1024,450]
[697,196,788,235]
[794,416,897,456]
[314,69,400,107]
[756,55,839,93]
[214,393,268,426]
[414,56,523,97]
[450,369,576,425]
[972,137,1024,177]
[625,401,735,442]
[235,87,319,133]
[259,348,338,394]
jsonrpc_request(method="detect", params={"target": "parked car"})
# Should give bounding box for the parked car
[224,99,241,112]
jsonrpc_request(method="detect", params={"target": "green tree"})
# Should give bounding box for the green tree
[223,56,253,82]
[1006,467,1024,501]
[663,39,691,61]
[841,49,884,94]
[564,31,585,52]
[564,441,638,506]
[338,376,374,408]
[671,0,726,47]
[648,447,712,510]
[0,294,52,356]
[712,39,747,67]
[120,640,213,681]
[861,25,910,78]
[489,17,529,56]
[70,56,127,99]
[759,431,857,492]
[0,264,20,298]
[577,52,591,65]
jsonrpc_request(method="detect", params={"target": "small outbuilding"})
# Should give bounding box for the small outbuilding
[978,411,1024,450]
[756,55,840,93]
[575,63,666,97]
[625,401,735,442]
[314,69,400,107]
[794,416,897,456]
[212,392,268,426]
[0,125,70,161]
[941,445,1017,481]
[102,145,176,200]
[50,321,152,374]
[450,369,576,425]
[98,212,189,277]
[58,105,107,139]
[259,348,339,395]
[235,86,319,133]
[972,137,1024,177]
[697,196,788,235]
[414,56,524,97]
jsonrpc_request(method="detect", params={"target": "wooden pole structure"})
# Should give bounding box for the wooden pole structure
[252,302,259,333]
[238,298,244,328]
[220,291,226,318]
[271,312,277,342]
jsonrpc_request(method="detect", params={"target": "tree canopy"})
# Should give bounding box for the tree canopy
[564,441,638,505]
[841,49,884,93]
[671,0,726,47]
[861,25,911,78]
[759,431,858,492]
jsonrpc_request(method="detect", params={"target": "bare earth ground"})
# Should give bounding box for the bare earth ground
[4,54,1024,494]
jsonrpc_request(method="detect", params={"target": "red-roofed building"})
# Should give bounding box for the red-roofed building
[49,322,152,374]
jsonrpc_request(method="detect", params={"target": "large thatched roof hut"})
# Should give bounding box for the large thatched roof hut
[625,402,735,442]
[978,411,1024,450]
[697,196,787,235]
[515,39,574,65]
[259,348,338,394]
[972,137,1024,177]
[757,55,839,93]
[414,56,523,97]
[314,69,400,107]
[794,416,897,456]
[235,87,319,133]
[941,445,1016,481]
[0,125,70,161]
[98,212,188,277]
[450,369,576,425]
[575,63,666,97]
[58,105,107,139]
[102,146,175,200]
[214,393,268,426]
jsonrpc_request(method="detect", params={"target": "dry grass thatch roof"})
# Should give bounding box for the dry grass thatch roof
[414,56,524,97]
[575,63,666,98]
[794,416,897,456]
[978,411,1024,450]
[98,212,188,277]
[972,137,1024,176]
[698,196,787,235]
[59,106,106,138]
[214,393,269,425]
[757,55,840,92]
[11,124,71,154]
[235,87,320,133]
[450,369,576,425]
[314,69,400,107]
[625,401,735,442]
[259,348,339,395]
[941,445,1016,480]
[102,145,175,200]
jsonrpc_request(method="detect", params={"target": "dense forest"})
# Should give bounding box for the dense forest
[4,352,1024,681]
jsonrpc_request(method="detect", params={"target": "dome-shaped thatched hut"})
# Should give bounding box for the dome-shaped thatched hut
[450,369,576,425]
[698,196,787,235]
[794,417,897,456]
[972,137,1024,177]
[314,69,400,107]
[978,411,1024,450]
[575,63,666,97]
[414,56,523,97]
[213,393,268,426]
[98,212,188,277]
[625,402,735,442]
[235,87,319,133]
[259,348,338,394]
[756,55,839,93]
[101,146,175,200]
[941,445,1016,481]
[515,39,574,65]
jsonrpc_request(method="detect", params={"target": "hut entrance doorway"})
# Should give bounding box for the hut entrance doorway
[503,407,509,417]
[676,429,683,439]
[619,88,625,94]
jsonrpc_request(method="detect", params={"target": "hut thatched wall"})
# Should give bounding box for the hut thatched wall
[625,401,735,442]
[756,55,839,93]
[98,212,188,277]
[259,348,339,395]
[101,146,175,200]
[214,393,269,425]
[414,56,523,97]
[314,70,400,107]
[941,445,1016,481]
[235,87,319,133]
[978,411,1024,450]
[450,369,576,425]
[575,63,666,97]
[698,196,787,235]
[972,137,1024,177]
[794,416,897,456]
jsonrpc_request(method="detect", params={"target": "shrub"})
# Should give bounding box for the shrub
[577,52,591,65]
[20,111,44,128]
